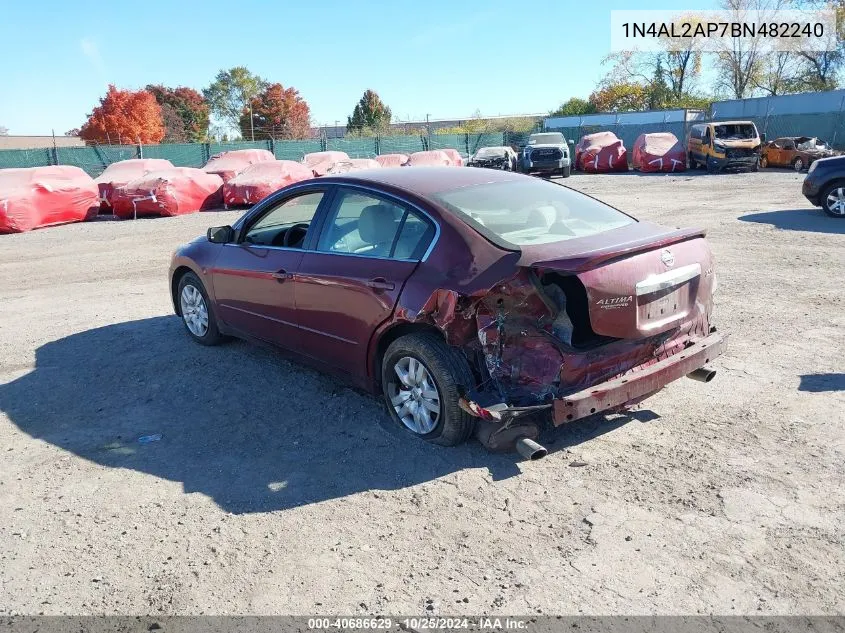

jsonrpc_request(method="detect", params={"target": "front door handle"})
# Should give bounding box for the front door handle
[272,269,291,283]
[366,277,395,291]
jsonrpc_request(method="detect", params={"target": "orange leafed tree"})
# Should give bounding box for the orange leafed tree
[79,85,165,145]
[239,83,311,140]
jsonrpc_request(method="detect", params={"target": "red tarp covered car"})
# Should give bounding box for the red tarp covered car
[303,151,350,177]
[375,153,409,167]
[111,168,223,219]
[325,158,382,174]
[203,149,275,183]
[442,148,465,166]
[223,160,314,206]
[632,132,687,173]
[94,158,174,209]
[575,132,629,173]
[408,150,452,167]
[0,166,99,233]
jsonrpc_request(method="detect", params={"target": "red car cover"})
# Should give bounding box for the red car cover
[375,153,409,167]
[408,150,452,167]
[576,132,628,172]
[325,158,382,174]
[223,160,314,206]
[203,149,275,183]
[111,168,223,218]
[632,132,686,172]
[441,148,465,166]
[0,166,99,233]
[303,151,350,177]
[94,158,174,208]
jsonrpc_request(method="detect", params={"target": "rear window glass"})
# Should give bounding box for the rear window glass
[432,179,634,247]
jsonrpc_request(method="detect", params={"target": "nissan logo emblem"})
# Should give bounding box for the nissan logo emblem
[661,249,675,267]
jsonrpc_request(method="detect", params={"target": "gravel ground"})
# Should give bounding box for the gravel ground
[0,170,842,616]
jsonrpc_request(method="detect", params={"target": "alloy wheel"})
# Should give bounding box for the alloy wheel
[180,284,209,337]
[825,187,845,216]
[387,356,441,434]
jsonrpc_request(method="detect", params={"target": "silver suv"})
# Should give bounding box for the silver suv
[520,132,572,178]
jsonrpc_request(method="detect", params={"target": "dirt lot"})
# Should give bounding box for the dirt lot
[0,170,842,616]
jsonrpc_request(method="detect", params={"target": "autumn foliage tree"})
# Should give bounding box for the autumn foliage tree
[588,82,651,112]
[145,85,210,142]
[79,85,165,145]
[239,83,311,140]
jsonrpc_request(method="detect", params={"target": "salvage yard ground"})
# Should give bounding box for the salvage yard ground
[0,170,842,615]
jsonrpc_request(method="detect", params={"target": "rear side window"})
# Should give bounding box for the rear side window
[317,189,435,260]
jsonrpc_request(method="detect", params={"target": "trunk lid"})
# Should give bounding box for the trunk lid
[521,222,714,340]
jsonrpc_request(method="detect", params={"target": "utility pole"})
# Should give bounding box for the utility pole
[250,102,255,142]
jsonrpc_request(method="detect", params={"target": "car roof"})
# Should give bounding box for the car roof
[317,166,525,197]
[711,120,757,126]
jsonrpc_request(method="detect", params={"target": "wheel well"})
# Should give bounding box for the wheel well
[821,178,845,196]
[170,266,193,315]
[372,322,445,384]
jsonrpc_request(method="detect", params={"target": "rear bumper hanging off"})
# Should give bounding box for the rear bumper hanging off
[551,331,725,426]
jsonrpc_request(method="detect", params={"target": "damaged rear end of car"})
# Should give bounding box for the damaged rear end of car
[378,176,725,458]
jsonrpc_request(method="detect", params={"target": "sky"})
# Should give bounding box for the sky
[0,0,718,136]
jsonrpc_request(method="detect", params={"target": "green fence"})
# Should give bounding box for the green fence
[0,133,513,177]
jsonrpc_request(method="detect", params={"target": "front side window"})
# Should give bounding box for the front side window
[244,191,324,247]
[317,190,434,259]
[432,179,634,248]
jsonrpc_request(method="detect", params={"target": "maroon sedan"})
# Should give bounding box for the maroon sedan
[169,167,723,459]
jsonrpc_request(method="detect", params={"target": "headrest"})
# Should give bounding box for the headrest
[358,204,400,248]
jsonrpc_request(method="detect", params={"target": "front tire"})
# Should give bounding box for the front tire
[560,165,571,178]
[381,332,476,446]
[821,182,845,218]
[760,155,768,168]
[177,272,225,345]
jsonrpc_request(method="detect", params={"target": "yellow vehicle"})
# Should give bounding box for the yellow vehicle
[687,121,763,173]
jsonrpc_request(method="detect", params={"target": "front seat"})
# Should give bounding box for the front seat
[358,204,400,257]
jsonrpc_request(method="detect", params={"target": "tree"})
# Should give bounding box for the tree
[549,98,596,117]
[792,0,845,91]
[752,52,803,95]
[347,90,392,133]
[78,85,164,145]
[589,82,651,112]
[64,128,80,137]
[239,83,311,140]
[145,85,210,142]
[203,67,267,133]
[160,103,188,142]
[0,125,8,135]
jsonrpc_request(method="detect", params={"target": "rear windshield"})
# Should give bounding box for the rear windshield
[714,124,757,140]
[432,179,635,247]
[529,133,565,145]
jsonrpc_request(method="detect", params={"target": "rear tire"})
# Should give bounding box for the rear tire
[177,272,225,346]
[792,157,804,172]
[381,332,476,446]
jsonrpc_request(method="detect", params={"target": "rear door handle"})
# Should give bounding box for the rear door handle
[366,277,395,291]
[272,269,291,283]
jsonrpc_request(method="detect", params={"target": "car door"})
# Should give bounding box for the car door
[294,186,437,376]
[780,139,796,166]
[211,188,328,350]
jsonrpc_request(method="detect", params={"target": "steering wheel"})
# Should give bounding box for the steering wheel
[283,222,310,248]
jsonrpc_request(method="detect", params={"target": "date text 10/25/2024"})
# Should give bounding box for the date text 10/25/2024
[307,617,531,630]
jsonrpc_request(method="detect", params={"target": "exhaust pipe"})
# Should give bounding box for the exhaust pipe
[687,368,717,383]
[515,437,548,461]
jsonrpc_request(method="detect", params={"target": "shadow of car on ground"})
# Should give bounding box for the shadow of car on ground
[739,208,845,234]
[0,316,654,514]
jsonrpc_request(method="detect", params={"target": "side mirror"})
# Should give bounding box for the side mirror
[207,225,234,244]
[760,133,766,144]
[568,139,575,145]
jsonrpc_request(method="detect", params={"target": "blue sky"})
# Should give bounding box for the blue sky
[0,0,717,135]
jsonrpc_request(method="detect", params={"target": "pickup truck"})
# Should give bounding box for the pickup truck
[520,132,572,178]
